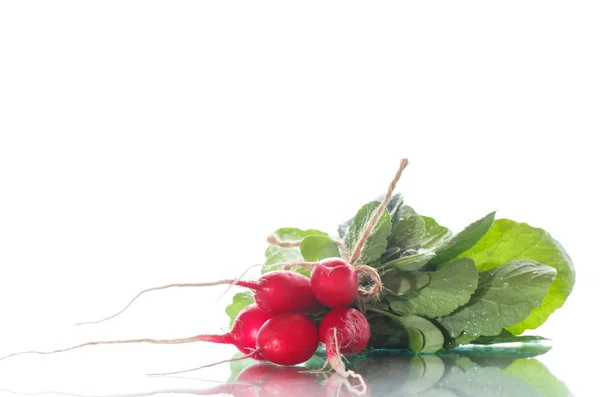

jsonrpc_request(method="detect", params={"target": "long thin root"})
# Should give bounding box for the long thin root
[0,336,200,362]
[75,280,240,326]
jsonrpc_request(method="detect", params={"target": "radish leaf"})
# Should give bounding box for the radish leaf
[344,201,392,264]
[458,219,576,334]
[439,260,556,340]
[429,212,496,265]
[388,258,479,317]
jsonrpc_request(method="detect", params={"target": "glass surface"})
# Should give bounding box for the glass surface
[0,341,572,397]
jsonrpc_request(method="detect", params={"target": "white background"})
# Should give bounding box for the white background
[0,1,598,396]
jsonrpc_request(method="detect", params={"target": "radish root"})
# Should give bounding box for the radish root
[148,351,258,376]
[324,329,367,395]
[0,336,201,362]
[76,279,255,326]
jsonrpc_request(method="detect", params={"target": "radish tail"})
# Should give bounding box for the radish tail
[0,335,200,362]
[148,351,257,376]
[325,329,367,395]
[75,279,253,326]
[195,333,235,344]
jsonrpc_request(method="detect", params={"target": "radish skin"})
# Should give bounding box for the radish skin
[256,313,319,366]
[319,308,370,392]
[310,258,358,308]
[196,303,271,359]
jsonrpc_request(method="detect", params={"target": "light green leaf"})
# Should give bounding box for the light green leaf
[429,212,495,265]
[344,201,392,264]
[382,251,436,271]
[388,205,425,251]
[300,235,341,262]
[458,219,575,334]
[264,227,328,276]
[439,260,556,339]
[389,258,479,317]
[421,215,452,250]
[225,292,255,327]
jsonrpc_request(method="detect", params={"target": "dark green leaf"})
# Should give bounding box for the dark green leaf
[382,251,436,271]
[429,212,496,265]
[473,332,549,345]
[344,201,392,264]
[370,308,444,353]
[389,258,479,317]
[458,219,576,334]
[439,260,556,339]
[385,193,404,224]
[421,215,452,250]
[388,205,425,251]
[299,235,341,262]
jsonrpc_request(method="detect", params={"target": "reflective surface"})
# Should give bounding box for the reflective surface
[0,342,572,397]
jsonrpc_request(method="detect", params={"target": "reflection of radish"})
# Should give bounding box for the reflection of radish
[237,363,322,397]
[310,258,358,308]
[326,373,372,397]
[319,307,370,389]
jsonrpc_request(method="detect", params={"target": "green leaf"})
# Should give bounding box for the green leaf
[299,235,341,262]
[504,358,572,397]
[344,201,392,264]
[429,212,496,265]
[389,258,479,317]
[468,329,549,345]
[439,260,556,340]
[225,292,255,327]
[388,205,425,251]
[458,219,575,334]
[399,315,445,353]
[472,333,549,345]
[382,251,436,271]
[370,308,444,353]
[420,215,452,250]
[382,269,431,296]
[385,193,404,224]
[264,227,328,277]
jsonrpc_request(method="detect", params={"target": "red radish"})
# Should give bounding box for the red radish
[310,258,358,308]
[247,271,318,315]
[149,313,321,376]
[196,303,271,359]
[319,308,370,388]
[77,270,318,326]
[0,303,271,362]
[257,313,320,365]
